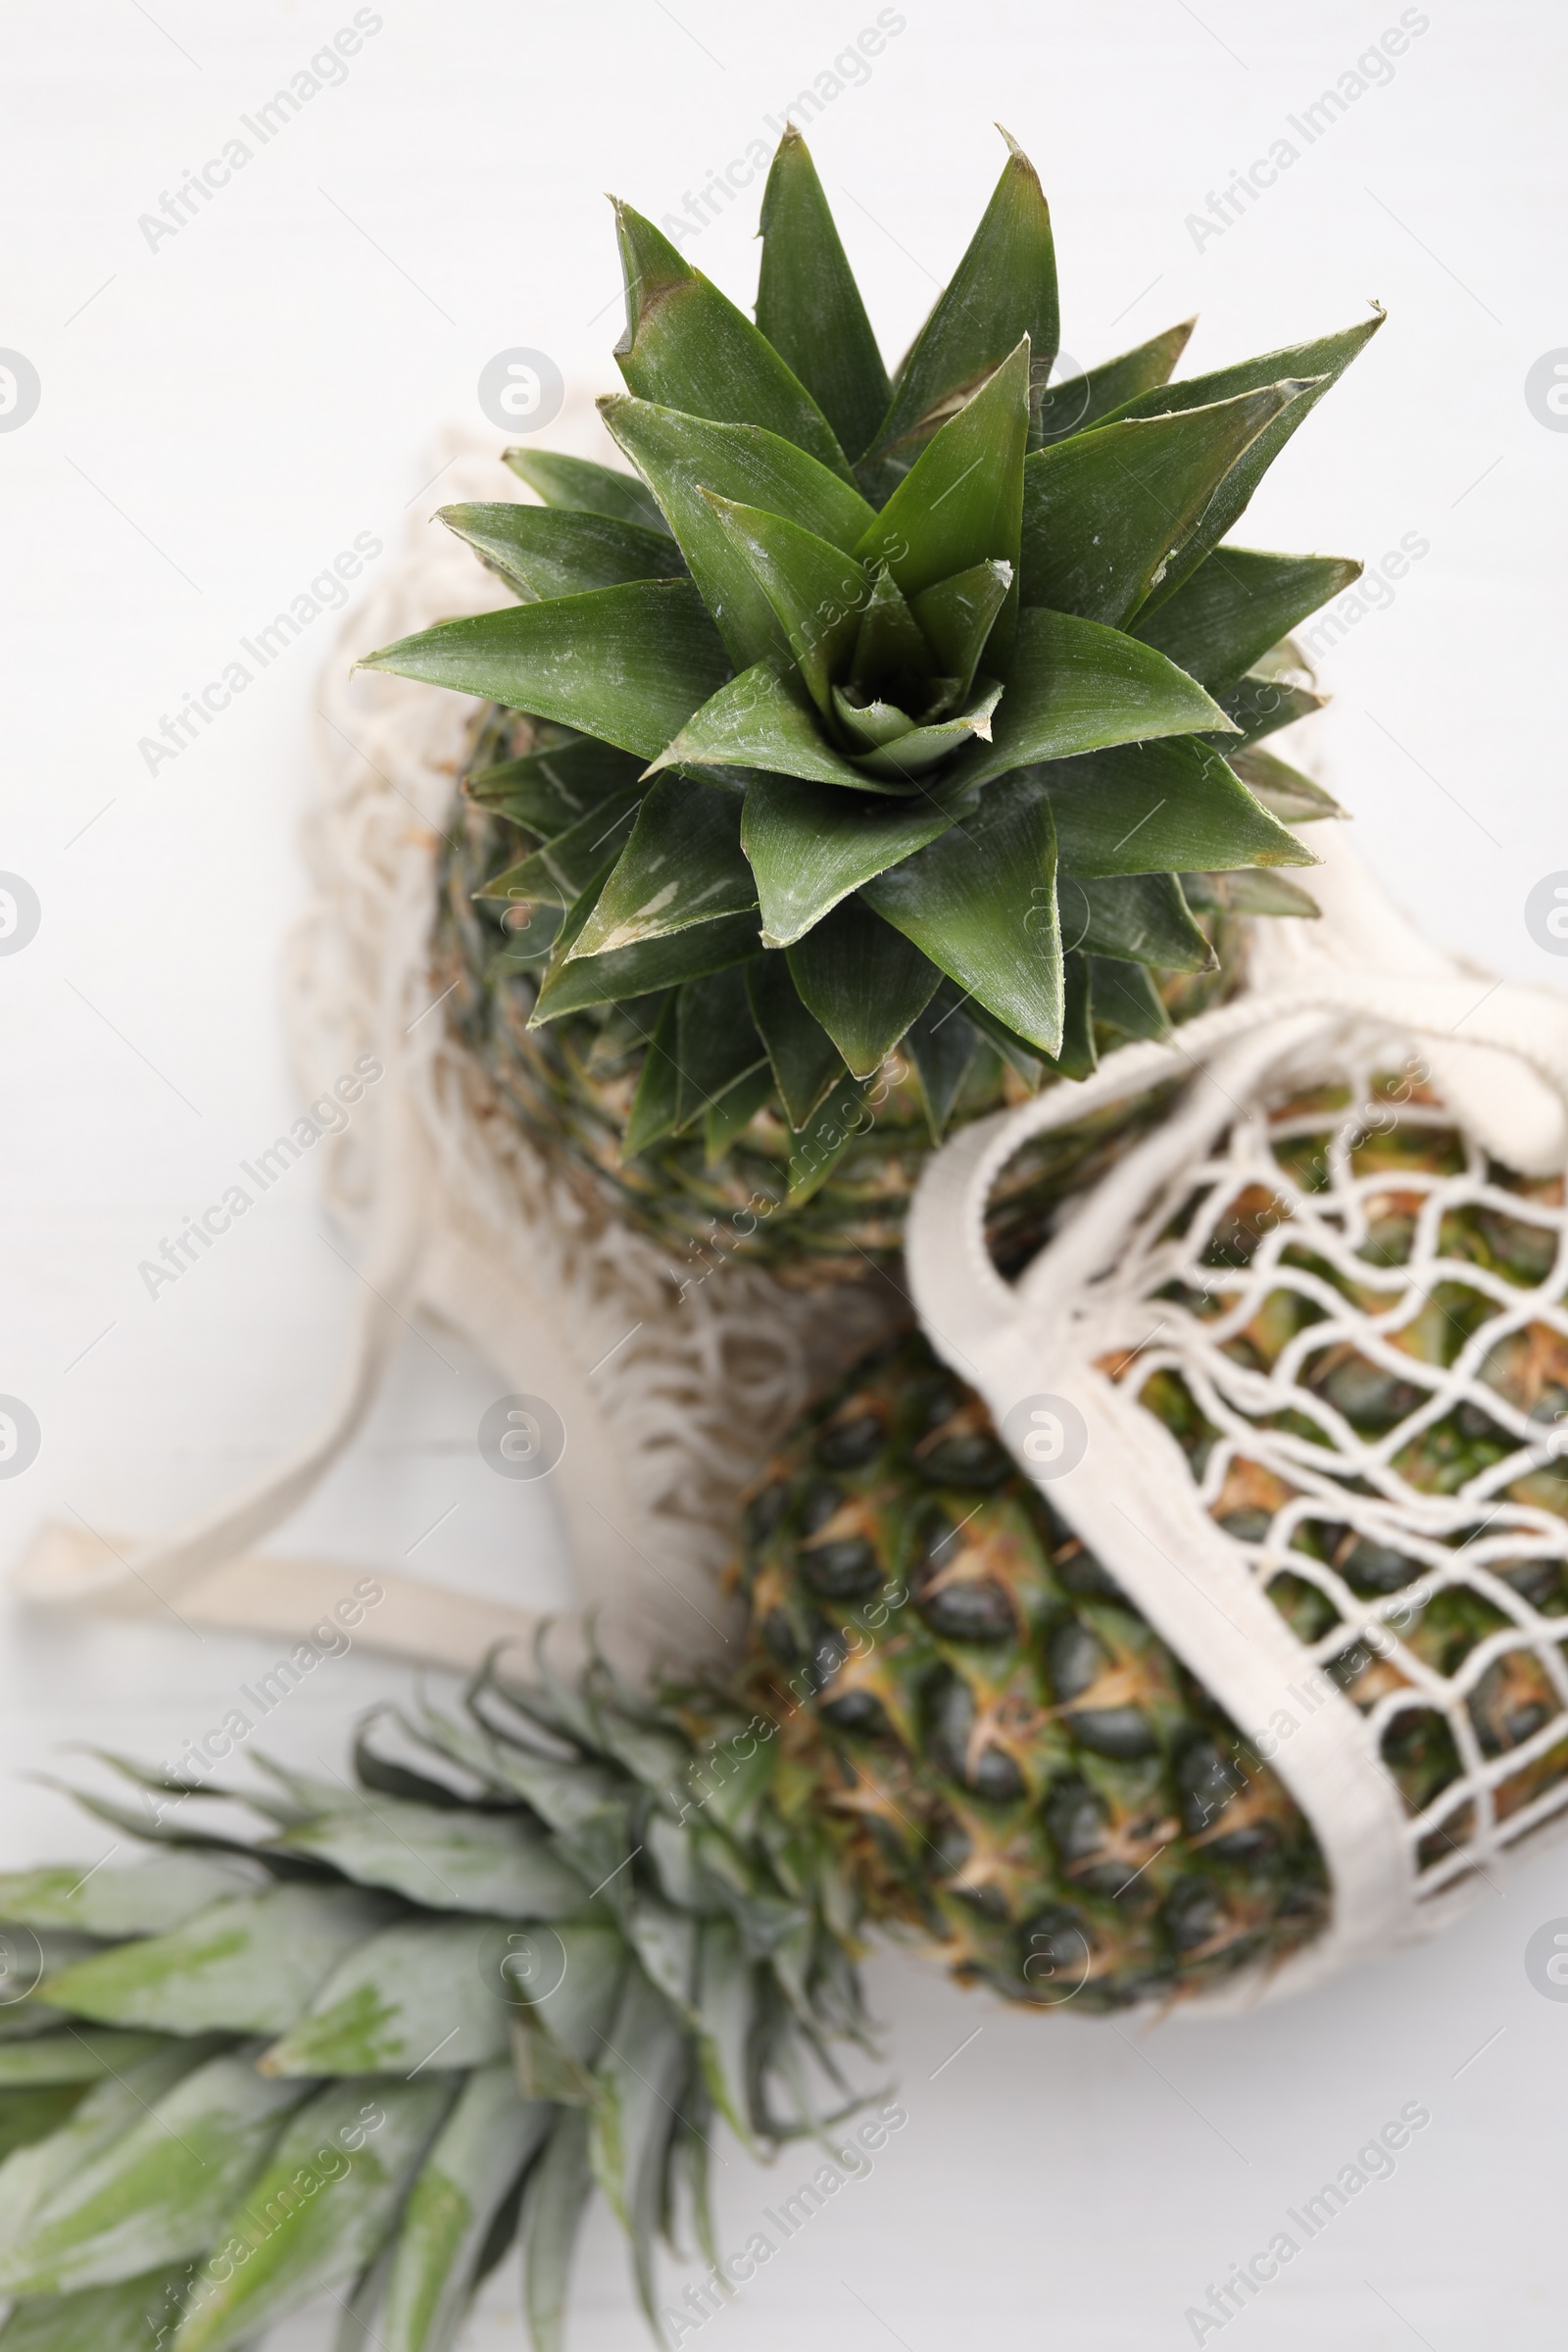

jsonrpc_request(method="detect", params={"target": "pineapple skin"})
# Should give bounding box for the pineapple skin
[434,716,1228,1290]
[737,1329,1331,2009]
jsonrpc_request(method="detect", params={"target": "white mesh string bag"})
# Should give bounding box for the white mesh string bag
[907,827,1568,1999]
[15,423,895,1673]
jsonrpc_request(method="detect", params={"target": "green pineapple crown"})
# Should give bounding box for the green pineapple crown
[364,124,1372,1169]
[0,1649,870,2352]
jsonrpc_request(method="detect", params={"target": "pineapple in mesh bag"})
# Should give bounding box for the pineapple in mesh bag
[904,823,1568,1991]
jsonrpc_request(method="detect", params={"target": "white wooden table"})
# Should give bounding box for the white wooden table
[5,4,1567,2343]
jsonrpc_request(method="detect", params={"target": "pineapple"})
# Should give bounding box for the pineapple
[0,1368,1336,2352]
[737,1328,1331,2004]
[739,1079,1568,1993]
[13,1077,1562,2347]
[0,1659,869,2352]
[0,1546,1325,2352]
[368,123,1369,1281]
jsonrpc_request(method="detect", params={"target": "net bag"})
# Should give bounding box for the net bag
[13,427,895,1672]
[906,829,1568,1998]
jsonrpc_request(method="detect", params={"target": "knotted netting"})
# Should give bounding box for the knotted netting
[1105,1043,1568,1915]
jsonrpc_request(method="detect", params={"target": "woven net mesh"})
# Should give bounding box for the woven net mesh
[287,425,896,1626]
[1102,1043,1568,1913]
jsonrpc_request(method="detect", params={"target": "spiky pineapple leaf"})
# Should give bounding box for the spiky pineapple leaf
[172,2080,453,2352]
[0,1855,257,1939]
[1181,867,1321,917]
[868,131,1057,461]
[0,2033,171,2086]
[0,2263,195,2352]
[674,970,769,1131]
[1133,545,1362,683]
[531,911,764,1023]
[381,2066,552,2352]
[0,2043,213,2266]
[38,1887,394,2037]
[1208,670,1325,747]
[1228,743,1346,823]
[359,581,732,763]
[270,1802,588,1920]
[856,339,1030,602]
[786,898,942,1079]
[612,204,852,481]
[704,1062,773,1161]
[438,505,684,602]
[861,773,1063,1054]
[1109,308,1385,611]
[1058,871,1215,971]
[1089,955,1171,1041]
[741,771,966,948]
[568,775,756,959]
[787,1072,872,1201]
[756,127,891,466]
[0,2050,308,2296]
[601,399,876,554]
[516,1922,628,2087]
[705,495,870,717]
[847,564,929,699]
[744,956,846,1130]
[520,2111,594,2352]
[958,608,1235,789]
[909,560,1012,705]
[476,783,644,909]
[1018,385,1297,627]
[1042,737,1318,875]
[1035,319,1196,444]
[1054,949,1098,1080]
[841,677,1003,782]
[503,448,670,536]
[904,996,981,1142]
[262,1918,519,2078]
[598,1977,689,2330]
[647,662,914,797]
[587,1965,685,2238]
[623,991,681,1156]
[466,735,646,839]
[0,2089,91,2169]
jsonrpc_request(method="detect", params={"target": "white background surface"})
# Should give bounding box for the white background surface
[4,2,1568,2345]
